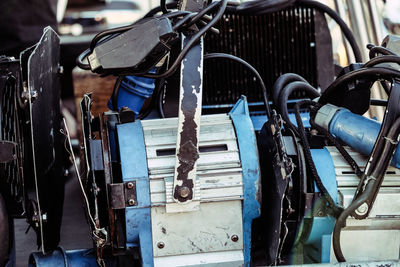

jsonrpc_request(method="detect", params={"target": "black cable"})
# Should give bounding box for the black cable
[235,0,296,15]
[319,67,400,105]
[204,52,272,117]
[76,48,91,70]
[363,55,400,67]
[160,0,168,14]
[172,13,197,31]
[144,2,178,18]
[140,0,228,79]
[309,114,363,178]
[185,1,221,28]
[294,100,343,218]
[272,73,308,108]
[370,98,388,106]
[333,115,400,262]
[333,180,374,262]
[367,45,397,59]
[295,0,362,63]
[278,81,320,133]
[111,76,124,111]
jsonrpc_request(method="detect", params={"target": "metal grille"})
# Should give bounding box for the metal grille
[203,6,317,106]
[1,76,23,200]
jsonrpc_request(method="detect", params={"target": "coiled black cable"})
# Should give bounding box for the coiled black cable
[272,73,308,108]
[294,100,343,218]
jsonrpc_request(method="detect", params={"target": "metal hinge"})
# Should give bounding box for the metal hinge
[108,181,137,209]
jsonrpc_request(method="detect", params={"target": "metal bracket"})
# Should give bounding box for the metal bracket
[109,181,137,209]
[168,34,203,212]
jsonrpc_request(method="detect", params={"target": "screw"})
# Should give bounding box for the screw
[317,210,324,217]
[127,182,134,189]
[231,235,239,242]
[157,242,165,249]
[178,186,190,198]
[355,203,369,216]
[128,199,136,206]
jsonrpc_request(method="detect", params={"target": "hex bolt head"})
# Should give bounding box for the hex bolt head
[157,242,165,249]
[178,186,190,198]
[127,182,134,189]
[128,199,136,206]
[355,203,369,216]
[231,235,239,242]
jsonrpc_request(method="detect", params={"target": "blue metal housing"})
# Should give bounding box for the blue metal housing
[229,96,262,266]
[117,121,154,267]
[29,248,102,267]
[302,148,338,263]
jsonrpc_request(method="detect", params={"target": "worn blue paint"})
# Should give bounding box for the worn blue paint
[302,149,337,263]
[329,108,400,168]
[29,248,104,267]
[117,121,154,267]
[229,96,261,267]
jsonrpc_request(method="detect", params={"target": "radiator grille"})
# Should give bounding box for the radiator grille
[1,76,23,201]
[203,7,317,107]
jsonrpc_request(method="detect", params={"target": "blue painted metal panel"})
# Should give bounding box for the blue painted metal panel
[303,148,337,263]
[117,121,154,267]
[229,96,261,267]
[329,108,400,168]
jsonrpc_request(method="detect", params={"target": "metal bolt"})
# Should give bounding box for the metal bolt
[317,210,324,217]
[231,235,239,242]
[127,182,134,189]
[355,203,369,216]
[128,199,136,206]
[31,90,38,99]
[157,242,165,249]
[178,186,190,198]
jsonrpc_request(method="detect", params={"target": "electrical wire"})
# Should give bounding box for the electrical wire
[295,0,362,63]
[160,0,168,14]
[319,67,400,105]
[111,76,124,111]
[363,55,400,68]
[76,48,91,70]
[144,2,178,18]
[294,100,343,218]
[272,73,308,108]
[204,52,272,117]
[140,0,228,79]
[367,44,397,59]
[277,81,320,133]
[332,115,400,262]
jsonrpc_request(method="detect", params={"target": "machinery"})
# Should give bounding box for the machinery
[2,0,400,266]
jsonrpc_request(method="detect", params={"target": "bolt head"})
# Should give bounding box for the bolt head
[128,199,136,206]
[127,182,134,189]
[231,235,239,242]
[178,186,190,198]
[157,242,165,249]
[355,203,369,216]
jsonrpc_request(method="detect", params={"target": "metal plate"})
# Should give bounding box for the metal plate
[151,200,243,257]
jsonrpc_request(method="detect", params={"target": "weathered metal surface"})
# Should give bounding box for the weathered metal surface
[229,96,261,267]
[171,34,203,209]
[117,121,154,267]
[151,201,243,257]
[109,182,137,209]
[141,114,243,206]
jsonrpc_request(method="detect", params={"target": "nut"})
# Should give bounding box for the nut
[355,203,369,216]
